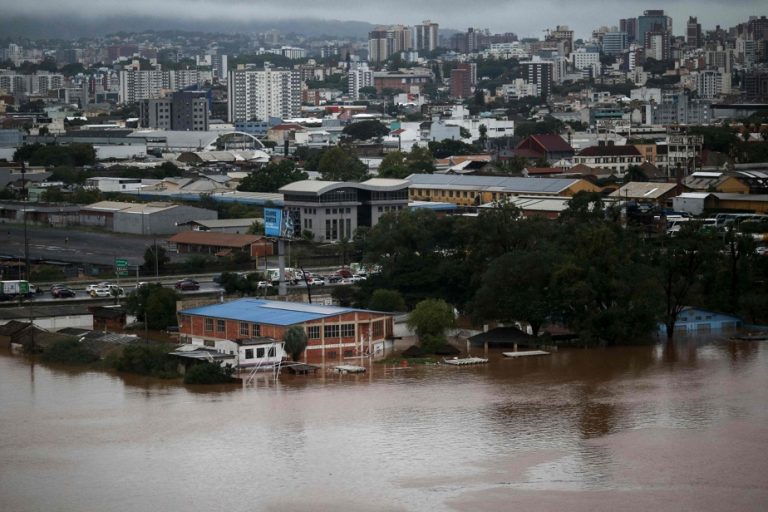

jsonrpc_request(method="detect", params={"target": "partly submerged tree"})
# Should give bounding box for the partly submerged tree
[407,299,456,352]
[283,325,308,361]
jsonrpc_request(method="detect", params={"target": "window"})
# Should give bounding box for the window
[372,321,384,338]
[256,347,265,358]
[244,348,254,359]
[217,319,225,332]
[268,346,276,357]
[324,324,340,338]
[307,325,320,339]
[240,322,249,336]
[252,324,261,336]
[204,339,215,347]
[341,324,355,338]
[205,318,213,331]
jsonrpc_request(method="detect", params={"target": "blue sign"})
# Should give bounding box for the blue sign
[264,208,282,237]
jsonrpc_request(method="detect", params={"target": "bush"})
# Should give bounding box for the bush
[184,362,235,384]
[41,338,99,364]
[113,344,178,378]
[30,265,66,283]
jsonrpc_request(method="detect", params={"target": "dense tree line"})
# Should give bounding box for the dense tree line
[13,143,96,167]
[354,197,768,344]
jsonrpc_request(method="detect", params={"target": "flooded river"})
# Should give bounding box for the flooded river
[1,335,767,511]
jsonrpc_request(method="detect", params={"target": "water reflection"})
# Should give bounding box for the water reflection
[1,334,766,512]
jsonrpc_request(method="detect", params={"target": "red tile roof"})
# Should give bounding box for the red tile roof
[527,134,574,153]
[169,231,269,248]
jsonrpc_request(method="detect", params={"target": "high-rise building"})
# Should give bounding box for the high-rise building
[450,64,473,99]
[227,68,300,123]
[414,21,439,52]
[521,58,554,98]
[645,31,671,61]
[638,10,672,48]
[686,17,702,48]
[139,91,209,131]
[603,32,628,56]
[118,70,201,104]
[348,63,374,100]
[620,18,638,43]
[546,25,574,56]
[368,28,394,66]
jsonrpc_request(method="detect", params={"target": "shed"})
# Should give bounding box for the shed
[468,326,535,347]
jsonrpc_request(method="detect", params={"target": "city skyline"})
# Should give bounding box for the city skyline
[1,1,765,40]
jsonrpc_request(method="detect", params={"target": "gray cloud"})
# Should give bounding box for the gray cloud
[2,0,765,38]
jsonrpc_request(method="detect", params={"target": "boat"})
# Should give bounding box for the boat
[442,357,488,366]
[502,350,551,358]
[331,365,366,374]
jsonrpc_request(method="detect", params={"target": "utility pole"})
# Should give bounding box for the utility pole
[21,161,29,281]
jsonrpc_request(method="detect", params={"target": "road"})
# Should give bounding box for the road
[1,224,180,267]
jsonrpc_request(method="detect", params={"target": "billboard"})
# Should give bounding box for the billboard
[264,208,296,238]
[264,208,282,237]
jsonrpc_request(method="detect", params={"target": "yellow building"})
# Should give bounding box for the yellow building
[407,175,601,207]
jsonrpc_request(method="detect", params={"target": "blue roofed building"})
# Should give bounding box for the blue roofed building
[178,298,394,365]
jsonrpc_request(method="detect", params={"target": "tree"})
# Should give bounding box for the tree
[184,362,235,384]
[125,284,180,330]
[283,326,308,361]
[378,151,409,179]
[652,226,716,341]
[317,146,369,181]
[427,139,477,159]
[368,289,406,312]
[143,244,169,275]
[237,160,308,193]
[473,249,559,337]
[342,120,390,141]
[406,299,456,352]
[358,86,378,98]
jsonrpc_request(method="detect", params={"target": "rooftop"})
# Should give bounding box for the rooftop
[168,231,269,248]
[180,298,372,326]
[406,174,583,194]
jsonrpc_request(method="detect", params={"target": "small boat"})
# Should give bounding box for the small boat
[442,357,488,366]
[503,350,551,358]
[331,365,366,374]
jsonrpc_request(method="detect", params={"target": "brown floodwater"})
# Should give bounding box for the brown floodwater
[1,334,767,512]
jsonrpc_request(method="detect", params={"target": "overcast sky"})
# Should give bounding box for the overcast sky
[4,1,765,39]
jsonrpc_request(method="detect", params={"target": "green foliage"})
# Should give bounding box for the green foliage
[427,139,478,159]
[113,344,178,378]
[183,362,235,384]
[48,166,89,184]
[368,289,406,312]
[317,146,369,181]
[125,284,180,330]
[237,160,308,193]
[41,338,99,364]
[283,325,308,361]
[688,126,740,153]
[143,245,169,274]
[13,143,96,167]
[514,116,564,139]
[30,265,66,282]
[180,254,214,273]
[378,147,435,179]
[331,285,356,307]
[342,120,390,141]
[407,299,456,351]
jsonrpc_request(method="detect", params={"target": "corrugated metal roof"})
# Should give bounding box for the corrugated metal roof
[406,174,579,194]
[180,298,364,326]
[168,231,268,248]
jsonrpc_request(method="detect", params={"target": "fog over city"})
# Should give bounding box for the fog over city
[2,0,766,38]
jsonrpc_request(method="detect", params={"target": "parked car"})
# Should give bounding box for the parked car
[52,287,76,298]
[326,274,343,284]
[256,281,273,289]
[307,277,326,286]
[175,279,200,291]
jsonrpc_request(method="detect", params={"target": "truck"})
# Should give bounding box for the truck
[0,280,32,301]
[265,268,303,285]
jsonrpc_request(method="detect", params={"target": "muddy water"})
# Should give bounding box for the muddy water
[1,336,767,512]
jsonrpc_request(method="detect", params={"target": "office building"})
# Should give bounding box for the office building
[645,30,671,61]
[602,32,628,56]
[638,10,672,47]
[227,68,301,122]
[451,67,472,99]
[620,18,638,43]
[687,17,702,48]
